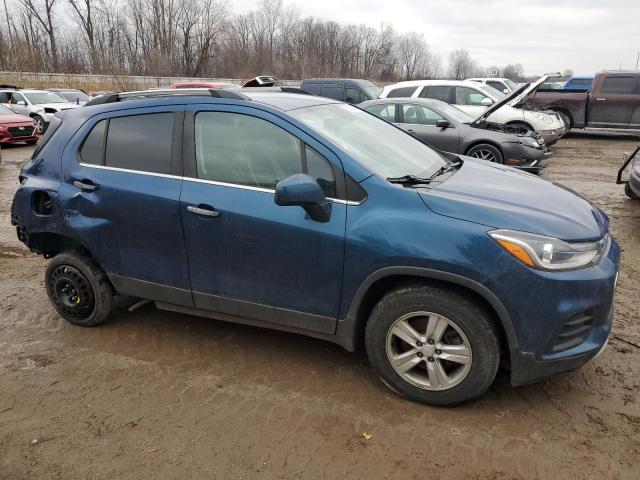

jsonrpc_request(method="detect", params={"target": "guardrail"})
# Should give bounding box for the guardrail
[0,71,301,90]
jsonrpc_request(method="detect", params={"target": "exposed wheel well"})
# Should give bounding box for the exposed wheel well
[351,275,511,367]
[505,121,534,131]
[27,232,93,259]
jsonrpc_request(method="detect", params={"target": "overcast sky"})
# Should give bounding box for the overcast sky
[235,0,640,75]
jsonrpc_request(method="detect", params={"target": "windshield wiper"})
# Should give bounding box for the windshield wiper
[387,161,462,186]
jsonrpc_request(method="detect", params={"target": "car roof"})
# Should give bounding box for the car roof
[384,79,481,89]
[362,97,449,108]
[302,78,372,85]
[0,88,53,93]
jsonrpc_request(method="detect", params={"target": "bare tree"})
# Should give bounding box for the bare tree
[396,32,428,80]
[68,0,99,71]
[18,0,59,70]
[448,49,475,79]
[502,63,525,81]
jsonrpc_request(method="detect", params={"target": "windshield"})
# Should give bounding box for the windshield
[478,84,507,100]
[23,92,67,104]
[0,104,16,115]
[57,91,90,102]
[435,103,474,123]
[289,103,447,179]
[504,79,517,91]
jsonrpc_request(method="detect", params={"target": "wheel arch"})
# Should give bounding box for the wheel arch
[548,108,573,129]
[27,231,95,260]
[505,120,535,131]
[463,140,504,162]
[338,267,519,361]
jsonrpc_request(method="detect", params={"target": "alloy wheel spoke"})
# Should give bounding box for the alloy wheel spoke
[437,343,471,365]
[390,349,422,373]
[427,359,450,388]
[390,319,423,346]
[425,315,448,343]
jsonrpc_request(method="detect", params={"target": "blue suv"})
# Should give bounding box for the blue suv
[11,89,619,405]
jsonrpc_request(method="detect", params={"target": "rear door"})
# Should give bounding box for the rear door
[179,105,347,334]
[59,106,192,306]
[398,103,460,152]
[589,74,638,128]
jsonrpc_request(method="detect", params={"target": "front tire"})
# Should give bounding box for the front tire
[365,284,500,406]
[625,183,640,200]
[466,143,503,164]
[32,115,46,135]
[45,251,114,326]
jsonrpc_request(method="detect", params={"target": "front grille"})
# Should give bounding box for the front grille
[549,311,594,353]
[8,126,35,137]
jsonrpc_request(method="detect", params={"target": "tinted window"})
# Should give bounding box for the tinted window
[320,85,343,101]
[455,87,490,106]
[0,92,9,103]
[105,113,173,174]
[345,87,364,104]
[600,76,636,94]
[570,79,592,86]
[421,86,453,103]
[305,146,336,197]
[401,104,444,126]
[364,103,396,122]
[387,86,417,98]
[195,112,302,189]
[487,81,505,91]
[80,120,106,165]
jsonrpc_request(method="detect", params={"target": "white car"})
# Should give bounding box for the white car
[467,77,519,94]
[0,89,81,133]
[380,77,566,145]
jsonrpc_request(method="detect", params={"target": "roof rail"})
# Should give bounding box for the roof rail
[85,88,250,107]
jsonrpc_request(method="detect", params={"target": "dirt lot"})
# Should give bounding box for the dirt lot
[1,134,639,479]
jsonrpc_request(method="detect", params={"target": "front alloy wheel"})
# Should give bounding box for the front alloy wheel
[386,311,472,391]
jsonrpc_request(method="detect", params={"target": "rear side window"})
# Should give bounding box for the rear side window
[320,86,343,101]
[387,86,418,98]
[421,86,453,103]
[600,76,636,94]
[105,113,173,174]
[80,120,106,165]
[345,87,364,104]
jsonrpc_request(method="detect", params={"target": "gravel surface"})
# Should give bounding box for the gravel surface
[0,134,639,479]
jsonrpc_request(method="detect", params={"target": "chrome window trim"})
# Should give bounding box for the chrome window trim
[78,162,363,205]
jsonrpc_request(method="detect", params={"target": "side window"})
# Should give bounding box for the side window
[364,103,396,122]
[455,87,489,106]
[305,146,336,198]
[600,76,636,94]
[79,120,107,165]
[387,86,418,98]
[401,104,444,126]
[195,112,302,189]
[345,87,364,104]
[105,113,173,174]
[320,85,343,101]
[0,92,9,103]
[421,86,453,103]
[11,92,26,104]
[487,81,505,91]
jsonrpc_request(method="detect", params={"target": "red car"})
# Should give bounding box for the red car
[170,82,239,89]
[0,104,38,145]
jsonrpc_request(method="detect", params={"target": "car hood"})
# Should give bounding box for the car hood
[510,72,561,108]
[419,158,608,241]
[0,113,33,124]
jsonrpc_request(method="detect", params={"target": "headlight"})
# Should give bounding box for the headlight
[530,111,553,124]
[521,136,542,149]
[489,229,609,271]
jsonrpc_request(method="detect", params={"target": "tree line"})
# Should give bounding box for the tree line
[0,0,530,82]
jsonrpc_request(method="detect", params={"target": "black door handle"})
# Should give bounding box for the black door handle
[187,205,219,217]
[73,180,97,191]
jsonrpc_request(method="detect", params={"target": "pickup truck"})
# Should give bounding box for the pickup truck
[527,71,640,130]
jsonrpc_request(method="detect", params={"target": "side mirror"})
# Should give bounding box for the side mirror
[16,100,26,106]
[480,97,493,106]
[436,119,451,129]
[275,174,332,223]
[503,89,509,94]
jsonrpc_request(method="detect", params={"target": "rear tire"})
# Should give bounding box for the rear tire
[625,183,640,200]
[45,251,114,326]
[365,284,500,406]
[466,143,503,164]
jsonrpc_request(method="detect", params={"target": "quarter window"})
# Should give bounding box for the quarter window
[600,76,636,94]
[80,120,106,165]
[401,104,444,126]
[105,113,173,174]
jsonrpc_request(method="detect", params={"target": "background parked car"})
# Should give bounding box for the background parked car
[0,103,39,145]
[563,76,594,92]
[467,77,519,94]
[300,78,381,104]
[617,144,640,199]
[88,91,114,99]
[380,77,566,145]
[242,75,281,87]
[47,88,91,105]
[527,71,639,130]
[361,97,546,172]
[0,89,80,133]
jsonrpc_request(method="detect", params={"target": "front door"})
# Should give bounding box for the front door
[180,106,346,334]
[589,74,638,128]
[398,103,460,152]
[58,106,192,305]
[453,86,491,118]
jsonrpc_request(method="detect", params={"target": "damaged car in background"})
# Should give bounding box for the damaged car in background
[0,88,81,133]
[617,144,640,200]
[361,96,548,173]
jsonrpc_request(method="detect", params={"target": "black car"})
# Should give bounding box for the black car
[360,98,548,173]
[300,78,381,104]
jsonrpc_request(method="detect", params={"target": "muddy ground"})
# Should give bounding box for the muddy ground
[0,134,639,479]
